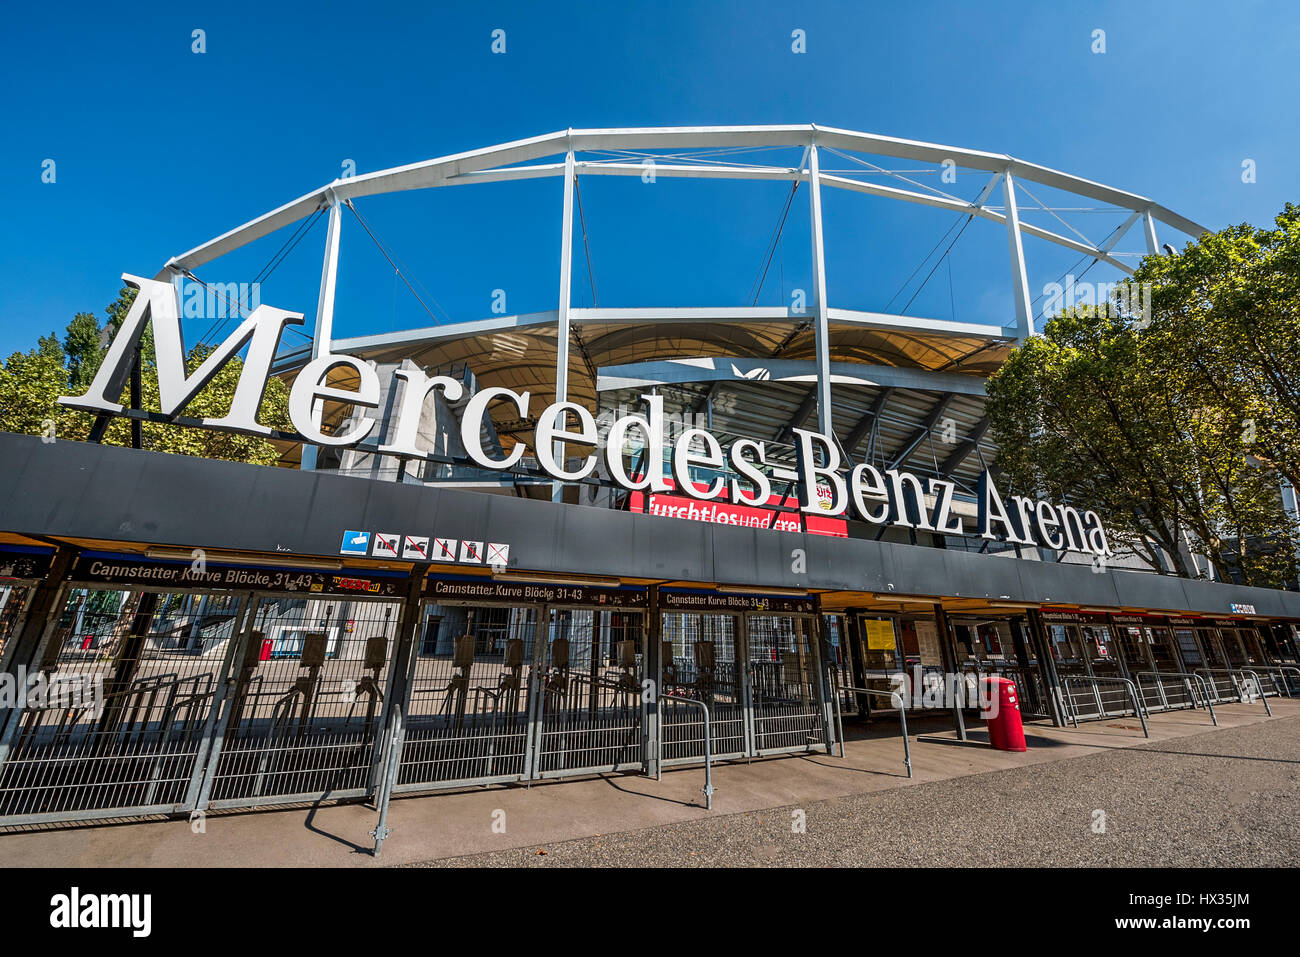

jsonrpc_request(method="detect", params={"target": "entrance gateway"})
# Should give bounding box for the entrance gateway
[2,543,1299,829]
[7,538,1295,828]
[0,554,839,825]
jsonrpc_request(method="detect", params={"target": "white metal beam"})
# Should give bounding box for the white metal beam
[159,126,1201,282]
[1098,210,1143,256]
[312,197,343,357]
[553,148,576,501]
[818,172,1134,274]
[1002,172,1034,341]
[1143,209,1160,256]
[808,143,833,437]
[286,305,1012,374]
[301,195,343,471]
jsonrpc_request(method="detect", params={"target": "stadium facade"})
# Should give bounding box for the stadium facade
[1,126,1297,836]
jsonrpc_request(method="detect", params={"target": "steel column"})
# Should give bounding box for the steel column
[185,593,255,811]
[736,612,756,756]
[369,566,428,853]
[807,142,833,441]
[932,603,966,740]
[553,148,576,502]
[1025,609,1066,727]
[810,598,837,755]
[1143,209,1159,256]
[0,548,76,759]
[644,585,662,777]
[301,196,343,471]
[522,603,551,781]
[1002,171,1034,341]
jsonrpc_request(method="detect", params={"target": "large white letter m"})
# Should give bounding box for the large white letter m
[58,274,302,435]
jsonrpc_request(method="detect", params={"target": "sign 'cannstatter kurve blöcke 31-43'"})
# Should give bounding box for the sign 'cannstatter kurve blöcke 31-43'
[59,275,1111,557]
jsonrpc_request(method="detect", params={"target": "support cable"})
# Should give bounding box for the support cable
[899,215,974,315]
[191,206,326,345]
[883,214,966,313]
[748,180,800,306]
[344,199,453,325]
[574,174,598,307]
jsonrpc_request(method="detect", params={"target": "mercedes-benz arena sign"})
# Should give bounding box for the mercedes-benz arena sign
[61,275,1112,559]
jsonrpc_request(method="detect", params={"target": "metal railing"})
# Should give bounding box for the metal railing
[1060,675,1149,737]
[532,670,643,776]
[1195,669,1273,716]
[1252,665,1300,699]
[657,692,713,809]
[1133,671,1217,725]
[839,685,912,778]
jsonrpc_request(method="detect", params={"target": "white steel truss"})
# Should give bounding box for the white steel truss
[154,125,1207,471]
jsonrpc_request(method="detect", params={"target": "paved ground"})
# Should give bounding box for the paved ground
[1,699,1294,866]
[423,716,1300,868]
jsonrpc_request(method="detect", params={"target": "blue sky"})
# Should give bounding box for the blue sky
[3,0,1298,357]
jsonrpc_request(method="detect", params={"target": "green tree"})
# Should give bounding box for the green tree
[1,330,292,467]
[986,306,1198,576]
[0,340,77,437]
[987,206,1299,589]
[1134,203,1300,494]
[64,312,105,391]
[105,286,138,337]
[95,343,292,465]
[36,332,63,360]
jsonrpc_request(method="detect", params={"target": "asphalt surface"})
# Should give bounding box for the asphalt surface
[416,715,1300,867]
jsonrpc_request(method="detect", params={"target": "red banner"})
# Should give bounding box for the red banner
[627,480,847,538]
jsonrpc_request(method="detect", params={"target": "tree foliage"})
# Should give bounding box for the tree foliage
[1136,203,1300,493]
[987,205,1300,589]
[0,288,291,467]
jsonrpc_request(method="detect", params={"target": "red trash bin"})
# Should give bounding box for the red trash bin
[981,676,1027,752]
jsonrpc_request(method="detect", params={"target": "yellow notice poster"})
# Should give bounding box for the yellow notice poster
[863,619,896,650]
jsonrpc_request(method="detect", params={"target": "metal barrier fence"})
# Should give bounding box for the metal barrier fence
[0,589,245,824]
[747,615,826,755]
[660,613,748,764]
[1195,669,1273,715]
[1133,671,1218,725]
[1060,675,1149,737]
[959,664,1051,720]
[394,606,540,792]
[1248,665,1300,699]
[534,609,645,778]
[202,595,401,809]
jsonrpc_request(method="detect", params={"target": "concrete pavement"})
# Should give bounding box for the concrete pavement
[0,696,1293,867]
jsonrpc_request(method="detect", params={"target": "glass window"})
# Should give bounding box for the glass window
[1080,625,1113,660]
[1175,629,1202,667]
[977,622,1006,658]
[1115,626,1149,669]
[1049,624,1081,664]
[1147,627,1182,671]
